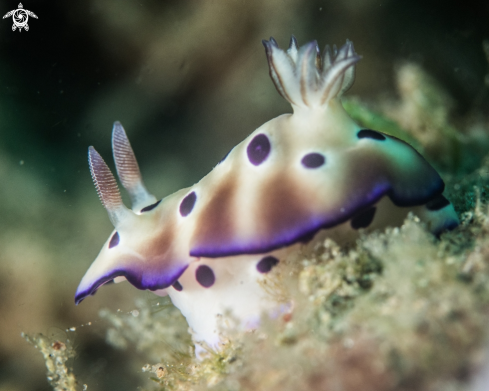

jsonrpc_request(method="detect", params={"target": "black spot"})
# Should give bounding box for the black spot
[195,265,215,288]
[172,280,183,291]
[301,153,325,168]
[357,129,386,141]
[426,194,450,211]
[351,207,377,229]
[256,256,279,273]
[109,232,120,248]
[247,134,271,165]
[180,192,197,217]
[140,200,161,213]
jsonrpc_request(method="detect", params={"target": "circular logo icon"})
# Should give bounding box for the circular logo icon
[3,3,38,32]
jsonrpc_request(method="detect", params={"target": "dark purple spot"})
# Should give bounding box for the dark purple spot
[441,220,459,233]
[426,194,450,211]
[434,219,459,238]
[180,192,197,217]
[351,207,376,229]
[140,200,161,213]
[301,153,325,168]
[109,232,120,248]
[247,134,271,165]
[172,280,183,291]
[357,129,386,141]
[195,265,215,288]
[256,256,279,273]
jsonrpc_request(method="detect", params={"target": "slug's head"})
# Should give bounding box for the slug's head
[75,123,189,304]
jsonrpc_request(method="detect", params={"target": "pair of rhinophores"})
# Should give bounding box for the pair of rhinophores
[76,36,459,355]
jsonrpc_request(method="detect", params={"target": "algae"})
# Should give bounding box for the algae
[22,333,81,391]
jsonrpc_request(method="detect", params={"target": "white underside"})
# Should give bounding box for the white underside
[167,249,291,356]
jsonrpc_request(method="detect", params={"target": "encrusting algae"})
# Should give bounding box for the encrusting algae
[22,333,80,391]
[24,42,489,391]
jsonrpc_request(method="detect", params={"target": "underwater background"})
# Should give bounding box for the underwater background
[1,0,489,390]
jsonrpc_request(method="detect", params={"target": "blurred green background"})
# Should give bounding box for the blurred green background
[0,0,488,390]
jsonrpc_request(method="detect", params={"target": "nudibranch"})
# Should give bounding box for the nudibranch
[75,37,459,354]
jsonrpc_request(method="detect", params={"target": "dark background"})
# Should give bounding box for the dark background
[0,0,488,390]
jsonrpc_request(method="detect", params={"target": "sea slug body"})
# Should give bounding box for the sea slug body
[75,36,459,355]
